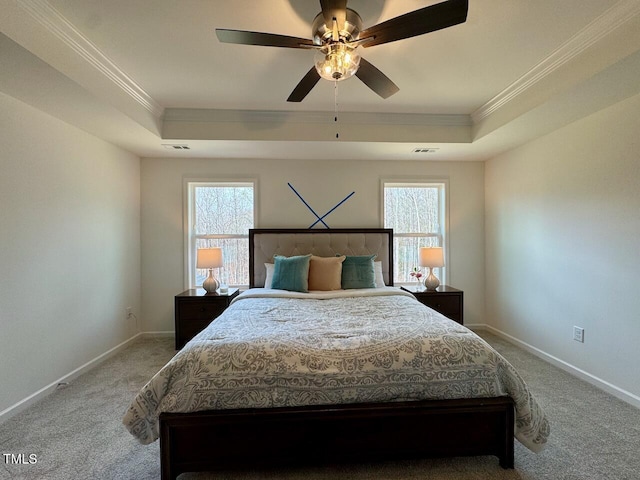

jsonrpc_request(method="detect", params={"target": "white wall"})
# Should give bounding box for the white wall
[0,93,141,415]
[140,158,485,332]
[485,93,640,401]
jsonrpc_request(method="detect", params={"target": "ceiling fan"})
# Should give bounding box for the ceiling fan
[215,0,469,102]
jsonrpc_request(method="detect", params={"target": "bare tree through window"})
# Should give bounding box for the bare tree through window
[189,182,255,288]
[383,183,445,284]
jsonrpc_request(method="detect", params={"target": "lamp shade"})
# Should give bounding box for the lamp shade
[419,247,444,268]
[196,248,223,269]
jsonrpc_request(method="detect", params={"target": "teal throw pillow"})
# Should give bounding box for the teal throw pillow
[271,254,312,292]
[341,254,376,289]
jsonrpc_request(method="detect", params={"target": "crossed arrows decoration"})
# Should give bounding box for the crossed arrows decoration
[288,183,355,229]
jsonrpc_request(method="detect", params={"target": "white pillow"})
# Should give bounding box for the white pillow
[374,261,386,287]
[264,263,274,288]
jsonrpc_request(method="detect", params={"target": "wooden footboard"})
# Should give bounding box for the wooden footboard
[159,397,515,480]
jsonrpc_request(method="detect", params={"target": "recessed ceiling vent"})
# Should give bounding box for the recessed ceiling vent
[162,144,191,150]
[412,148,439,153]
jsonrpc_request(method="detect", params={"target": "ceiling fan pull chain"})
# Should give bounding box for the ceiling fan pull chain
[334,80,339,139]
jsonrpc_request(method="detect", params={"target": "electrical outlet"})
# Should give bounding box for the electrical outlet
[573,326,584,343]
[126,307,133,319]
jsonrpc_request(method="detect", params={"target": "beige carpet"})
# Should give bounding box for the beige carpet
[1,332,639,480]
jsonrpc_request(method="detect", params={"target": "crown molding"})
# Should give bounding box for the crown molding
[17,0,164,118]
[471,0,640,124]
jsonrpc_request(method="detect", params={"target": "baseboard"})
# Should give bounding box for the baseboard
[0,332,144,424]
[472,324,640,410]
[141,331,174,338]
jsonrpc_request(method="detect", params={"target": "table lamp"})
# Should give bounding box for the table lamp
[197,248,223,293]
[419,247,444,291]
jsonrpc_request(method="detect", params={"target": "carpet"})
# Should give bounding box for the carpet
[1,332,639,480]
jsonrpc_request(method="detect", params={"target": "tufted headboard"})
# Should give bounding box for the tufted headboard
[249,228,394,288]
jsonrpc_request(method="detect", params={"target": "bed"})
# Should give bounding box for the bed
[123,228,549,479]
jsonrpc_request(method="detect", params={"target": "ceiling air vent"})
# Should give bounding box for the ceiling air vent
[162,144,191,150]
[412,148,439,153]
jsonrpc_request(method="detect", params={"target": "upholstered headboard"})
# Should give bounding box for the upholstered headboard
[249,228,394,288]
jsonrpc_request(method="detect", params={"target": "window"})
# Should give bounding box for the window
[382,181,447,284]
[185,181,256,288]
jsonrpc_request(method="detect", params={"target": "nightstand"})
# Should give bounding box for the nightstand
[174,288,239,349]
[401,285,464,325]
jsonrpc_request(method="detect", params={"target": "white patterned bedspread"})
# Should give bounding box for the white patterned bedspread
[123,288,550,451]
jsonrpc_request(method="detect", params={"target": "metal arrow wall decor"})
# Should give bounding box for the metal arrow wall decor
[287,182,355,229]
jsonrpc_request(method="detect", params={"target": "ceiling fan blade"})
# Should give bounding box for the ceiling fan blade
[360,0,468,48]
[287,67,322,102]
[320,0,347,31]
[216,29,315,48]
[355,58,399,99]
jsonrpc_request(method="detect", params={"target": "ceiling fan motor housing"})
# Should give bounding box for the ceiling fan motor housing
[312,8,362,44]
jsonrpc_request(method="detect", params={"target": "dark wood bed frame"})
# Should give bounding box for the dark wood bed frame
[159,229,515,479]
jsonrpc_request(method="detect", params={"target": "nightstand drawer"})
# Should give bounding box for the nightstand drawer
[179,302,226,320]
[179,317,216,343]
[418,296,460,314]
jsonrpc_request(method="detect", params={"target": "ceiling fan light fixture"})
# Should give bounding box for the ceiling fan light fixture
[314,43,360,81]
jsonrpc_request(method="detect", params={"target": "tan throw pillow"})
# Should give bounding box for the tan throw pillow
[308,255,346,291]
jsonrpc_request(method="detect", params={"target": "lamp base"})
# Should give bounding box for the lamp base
[202,269,220,293]
[423,268,440,291]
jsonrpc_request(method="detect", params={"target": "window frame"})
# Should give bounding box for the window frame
[380,178,450,285]
[183,177,258,290]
